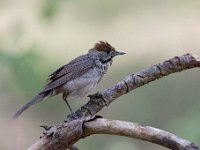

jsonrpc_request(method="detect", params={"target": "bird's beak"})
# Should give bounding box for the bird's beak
[113,51,126,57]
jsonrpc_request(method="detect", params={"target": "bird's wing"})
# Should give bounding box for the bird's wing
[40,54,95,93]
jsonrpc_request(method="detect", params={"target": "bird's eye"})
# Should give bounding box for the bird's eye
[106,50,110,54]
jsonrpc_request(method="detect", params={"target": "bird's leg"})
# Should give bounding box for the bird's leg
[62,94,73,113]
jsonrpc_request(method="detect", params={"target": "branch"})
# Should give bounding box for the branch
[66,53,200,121]
[85,119,199,150]
[28,53,200,150]
[28,118,200,150]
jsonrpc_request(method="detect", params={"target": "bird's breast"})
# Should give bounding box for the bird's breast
[95,58,112,75]
[62,67,103,99]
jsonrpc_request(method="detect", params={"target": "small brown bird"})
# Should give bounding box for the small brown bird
[13,41,125,118]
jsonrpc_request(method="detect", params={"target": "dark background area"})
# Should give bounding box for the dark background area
[0,0,200,149]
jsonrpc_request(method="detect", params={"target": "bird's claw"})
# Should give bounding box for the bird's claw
[40,125,52,131]
[87,92,103,99]
[65,112,80,122]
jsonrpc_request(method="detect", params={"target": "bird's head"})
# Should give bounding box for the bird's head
[89,41,125,63]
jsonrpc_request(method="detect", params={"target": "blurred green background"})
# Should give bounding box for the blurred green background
[0,0,200,149]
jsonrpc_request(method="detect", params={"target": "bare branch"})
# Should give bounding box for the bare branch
[66,53,200,121]
[28,118,200,150]
[84,119,199,150]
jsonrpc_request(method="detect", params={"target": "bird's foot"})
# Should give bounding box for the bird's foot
[88,92,109,106]
[65,112,80,122]
[87,92,103,99]
[40,124,52,131]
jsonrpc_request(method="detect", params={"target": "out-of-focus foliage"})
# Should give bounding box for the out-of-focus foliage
[0,0,200,150]
[0,49,42,95]
[41,0,64,20]
[41,0,130,21]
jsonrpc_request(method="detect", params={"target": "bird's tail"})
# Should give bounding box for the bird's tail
[13,91,50,119]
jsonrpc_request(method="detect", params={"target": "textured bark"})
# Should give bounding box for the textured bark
[28,119,85,150]
[28,53,200,150]
[28,118,200,150]
[84,119,199,150]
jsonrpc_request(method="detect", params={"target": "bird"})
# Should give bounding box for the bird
[13,41,125,118]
